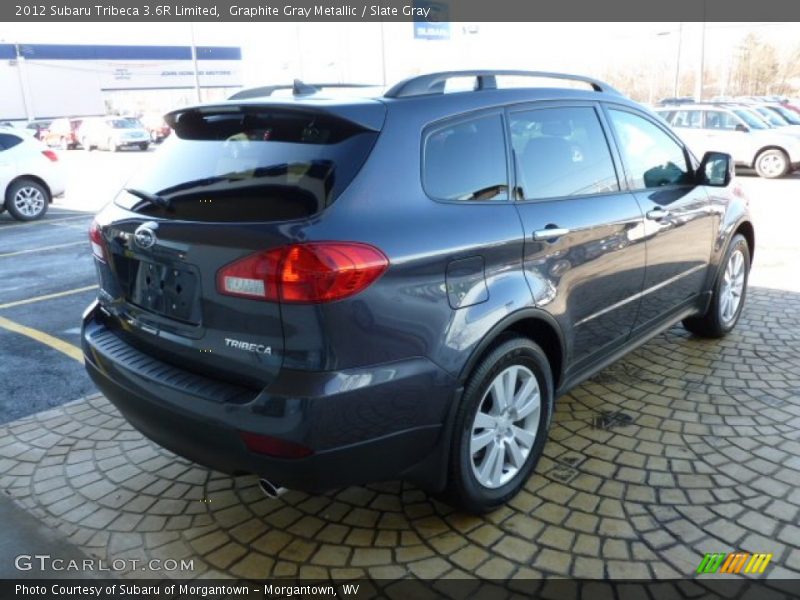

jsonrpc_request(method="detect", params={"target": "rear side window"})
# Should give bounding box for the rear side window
[608,109,691,189]
[510,106,619,200]
[423,114,508,201]
[0,133,23,151]
[116,107,379,221]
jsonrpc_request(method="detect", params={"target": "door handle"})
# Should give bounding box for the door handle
[646,208,670,221]
[532,227,570,241]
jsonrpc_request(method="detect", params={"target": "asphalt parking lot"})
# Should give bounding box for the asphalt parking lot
[0,149,798,583]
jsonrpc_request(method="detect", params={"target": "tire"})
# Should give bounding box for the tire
[683,234,750,338]
[5,179,49,221]
[446,336,553,513]
[138,143,149,151]
[754,149,789,179]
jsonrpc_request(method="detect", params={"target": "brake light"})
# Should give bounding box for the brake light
[42,150,58,162]
[89,220,107,262]
[216,242,389,303]
[239,431,314,459]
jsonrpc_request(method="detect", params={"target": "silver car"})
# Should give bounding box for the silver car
[78,117,150,152]
[655,104,800,178]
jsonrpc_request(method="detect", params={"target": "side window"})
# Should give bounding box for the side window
[510,106,619,200]
[704,110,737,131]
[0,133,23,151]
[671,110,703,128]
[423,114,508,201]
[608,109,692,189]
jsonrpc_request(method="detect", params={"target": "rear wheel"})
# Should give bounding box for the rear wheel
[683,234,750,338]
[5,179,49,221]
[138,143,149,151]
[447,336,553,513]
[754,149,789,178]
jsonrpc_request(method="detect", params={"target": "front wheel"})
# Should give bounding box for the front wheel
[754,149,789,178]
[683,234,750,338]
[446,336,553,513]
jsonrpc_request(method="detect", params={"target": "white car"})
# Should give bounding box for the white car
[0,128,65,221]
[655,104,800,178]
[77,117,150,152]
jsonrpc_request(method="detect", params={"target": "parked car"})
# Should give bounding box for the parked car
[760,103,800,126]
[139,113,171,143]
[0,130,65,220]
[78,117,150,152]
[25,119,52,141]
[656,104,800,178]
[44,117,84,150]
[82,71,754,512]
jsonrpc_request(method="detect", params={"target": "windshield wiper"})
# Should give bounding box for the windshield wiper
[124,187,171,210]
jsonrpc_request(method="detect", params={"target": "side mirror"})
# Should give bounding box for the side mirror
[735,124,749,133]
[697,151,733,187]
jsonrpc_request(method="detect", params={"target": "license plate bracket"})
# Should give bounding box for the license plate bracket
[130,260,200,324]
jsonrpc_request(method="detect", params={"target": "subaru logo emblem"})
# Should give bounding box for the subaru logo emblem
[134,222,158,249]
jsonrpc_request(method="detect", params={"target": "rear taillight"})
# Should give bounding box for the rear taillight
[42,150,58,162]
[217,242,389,304]
[239,431,314,459]
[89,220,107,262]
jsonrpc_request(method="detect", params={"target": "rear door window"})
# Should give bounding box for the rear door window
[423,114,508,201]
[510,106,619,200]
[116,107,379,221]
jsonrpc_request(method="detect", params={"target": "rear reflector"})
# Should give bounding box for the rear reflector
[41,150,58,162]
[88,220,106,262]
[239,431,314,459]
[217,242,388,303]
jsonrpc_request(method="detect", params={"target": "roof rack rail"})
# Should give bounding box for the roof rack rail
[228,81,377,100]
[384,70,620,99]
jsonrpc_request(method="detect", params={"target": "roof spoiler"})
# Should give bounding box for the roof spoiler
[228,80,378,100]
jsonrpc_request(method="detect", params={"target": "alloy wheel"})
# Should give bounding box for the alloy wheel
[13,186,46,218]
[469,365,541,489]
[719,248,746,324]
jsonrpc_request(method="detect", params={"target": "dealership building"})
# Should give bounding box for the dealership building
[0,43,243,122]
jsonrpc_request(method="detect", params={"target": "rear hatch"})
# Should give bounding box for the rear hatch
[92,100,384,390]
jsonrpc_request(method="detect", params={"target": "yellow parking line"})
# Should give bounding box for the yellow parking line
[0,240,87,258]
[0,215,90,229]
[0,315,82,362]
[0,285,97,310]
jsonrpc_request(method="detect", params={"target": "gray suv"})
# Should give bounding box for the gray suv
[82,71,754,512]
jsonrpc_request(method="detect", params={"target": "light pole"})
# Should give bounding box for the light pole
[189,22,202,103]
[695,21,706,102]
[673,23,683,97]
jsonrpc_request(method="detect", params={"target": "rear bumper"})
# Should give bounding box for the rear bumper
[81,301,454,492]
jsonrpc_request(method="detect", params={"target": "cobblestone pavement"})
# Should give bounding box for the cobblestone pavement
[1,286,798,582]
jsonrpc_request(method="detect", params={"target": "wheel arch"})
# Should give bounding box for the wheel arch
[734,220,755,264]
[751,145,789,168]
[458,308,565,393]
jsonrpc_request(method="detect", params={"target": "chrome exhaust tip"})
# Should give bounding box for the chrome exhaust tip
[258,478,288,499]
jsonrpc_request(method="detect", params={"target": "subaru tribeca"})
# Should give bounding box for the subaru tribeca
[82,71,754,512]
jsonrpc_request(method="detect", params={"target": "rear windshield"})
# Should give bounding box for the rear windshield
[116,107,378,222]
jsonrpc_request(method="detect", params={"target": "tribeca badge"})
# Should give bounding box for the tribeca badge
[696,552,773,575]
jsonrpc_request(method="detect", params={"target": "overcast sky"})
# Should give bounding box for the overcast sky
[1,22,798,86]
